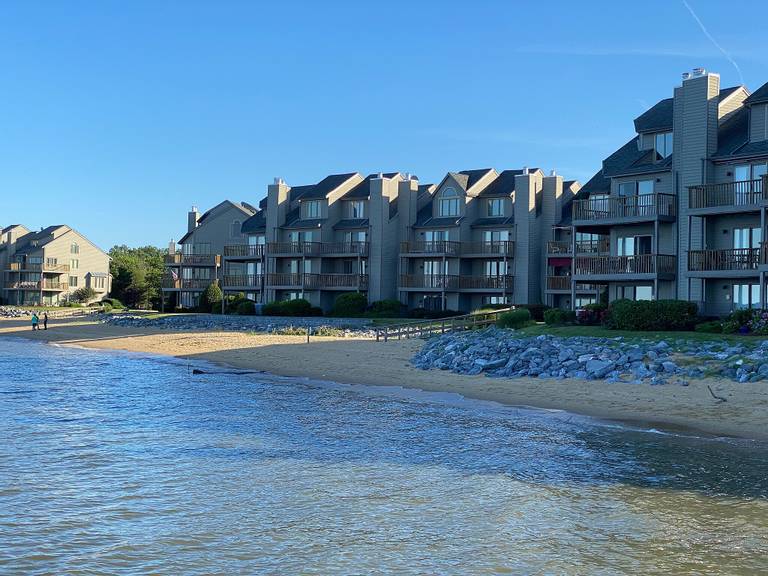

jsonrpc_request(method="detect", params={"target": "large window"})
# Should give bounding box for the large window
[303,201,321,219]
[423,260,447,276]
[248,234,265,246]
[344,231,367,244]
[733,284,760,309]
[438,187,460,217]
[734,227,762,250]
[484,260,508,276]
[618,182,636,197]
[617,285,653,301]
[70,243,79,254]
[424,230,447,242]
[69,276,78,287]
[350,201,365,219]
[487,199,503,217]
[70,259,79,270]
[483,230,510,243]
[654,132,673,160]
[617,235,652,256]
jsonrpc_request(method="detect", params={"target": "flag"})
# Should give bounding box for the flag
[170,269,179,281]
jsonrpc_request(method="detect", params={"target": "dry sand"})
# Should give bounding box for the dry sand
[1,316,767,440]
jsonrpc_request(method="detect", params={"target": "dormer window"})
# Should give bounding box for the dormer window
[70,243,80,254]
[230,220,242,238]
[487,199,503,217]
[303,200,321,219]
[350,200,365,219]
[654,132,673,160]
[438,187,460,217]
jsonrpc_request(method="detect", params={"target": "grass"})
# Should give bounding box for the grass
[518,323,750,344]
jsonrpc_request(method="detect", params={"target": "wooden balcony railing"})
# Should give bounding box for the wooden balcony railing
[457,275,513,290]
[266,241,370,256]
[161,277,215,290]
[400,241,461,256]
[319,242,369,256]
[164,254,218,266]
[546,276,571,290]
[224,244,265,258]
[546,241,572,254]
[688,179,766,209]
[574,254,676,276]
[8,262,70,273]
[222,274,264,288]
[546,239,610,255]
[265,273,368,289]
[461,241,515,256]
[6,280,69,290]
[687,248,760,271]
[572,193,676,221]
[400,274,460,289]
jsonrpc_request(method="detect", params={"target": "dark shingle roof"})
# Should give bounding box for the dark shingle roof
[476,169,523,197]
[471,216,514,228]
[634,98,673,134]
[333,218,369,230]
[342,173,400,199]
[291,173,360,200]
[282,219,324,230]
[241,211,266,234]
[744,81,768,106]
[602,136,672,177]
[574,170,611,199]
[13,225,68,254]
[713,106,750,158]
[719,86,742,102]
[459,168,494,190]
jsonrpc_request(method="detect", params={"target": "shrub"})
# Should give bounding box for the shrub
[367,299,405,318]
[605,299,698,331]
[102,303,113,313]
[71,287,97,303]
[748,309,768,335]
[102,297,125,310]
[517,304,549,322]
[694,320,723,333]
[722,308,756,334]
[236,300,256,316]
[201,282,223,313]
[330,292,368,317]
[576,303,608,326]
[496,308,532,329]
[544,308,577,325]
[262,299,317,317]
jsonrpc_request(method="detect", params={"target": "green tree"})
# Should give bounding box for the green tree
[108,245,166,309]
[71,287,97,303]
[201,282,223,312]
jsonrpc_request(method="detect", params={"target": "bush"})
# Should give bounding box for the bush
[102,303,113,313]
[102,297,125,310]
[262,298,318,317]
[605,299,698,331]
[236,300,256,315]
[201,282,223,313]
[694,320,723,333]
[366,299,405,318]
[544,308,577,325]
[516,304,549,322]
[576,303,608,326]
[330,292,368,317]
[496,308,532,329]
[71,287,97,303]
[722,308,755,334]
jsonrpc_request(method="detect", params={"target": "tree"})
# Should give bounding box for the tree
[108,245,166,309]
[71,287,97,303]
[201,282,223,312]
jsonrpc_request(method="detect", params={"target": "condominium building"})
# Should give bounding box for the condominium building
[162,200,257,309]
[0,224,110,305]
[551,68,768,315]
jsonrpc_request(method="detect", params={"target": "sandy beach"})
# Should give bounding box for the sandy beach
[2,316,767,441]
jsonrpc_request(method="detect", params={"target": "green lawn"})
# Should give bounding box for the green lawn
[518,323,749,344]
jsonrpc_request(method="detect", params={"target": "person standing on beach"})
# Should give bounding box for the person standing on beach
[43,312,48,330]
[31,313,39,331]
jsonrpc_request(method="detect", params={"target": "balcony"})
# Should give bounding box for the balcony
[6,280,68,291]
[687,248,760,275]
[400,241,461,257]
[222,274,264,289]
[399,274,512,291]
[572,193,676,225]
[8,262,70,273]
[460,241,515,257]
[164,253,218,266]
[266,241,369,257]
[161,278,215,290]
[266,273,369,290]
[574,254,676,279]
[688,178,766,212]
[546,241,572,255]
[545,276,599,292]
[223,244,265,258]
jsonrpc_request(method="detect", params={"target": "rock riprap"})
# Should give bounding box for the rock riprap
[411,327,768,384]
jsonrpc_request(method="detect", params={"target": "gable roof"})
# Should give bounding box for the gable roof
[341,173,400,199]
[241,210,266,234]
[602,136,672,177]
[574,170,611,199]
[744,81,768,106]
[634,98,673,134]
[291,172,360,201]
[179,200,255,243]
[476,169,524,197]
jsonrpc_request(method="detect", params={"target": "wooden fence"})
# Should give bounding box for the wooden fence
[374,307,512,342]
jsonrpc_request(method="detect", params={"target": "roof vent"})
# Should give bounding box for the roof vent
[692,67,706,77]
[273,177,285,185]
[550,169,557,177]
[377,172,384,179]
[522,166,529,175]
[191,205,198,212]
[682,72,691,81]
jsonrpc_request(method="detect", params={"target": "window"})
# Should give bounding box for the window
[230,220,242,238]
[438,187,460,217]
[424,230,447,242]
[484,261,508,276]
[617,285,653,301]
[350,201,365,219]
[575,296,597,308]
[733,284,760,309]
[483,296,509,305]
[289,259,312,274]
[483,230,510,243]
[285,292,303,301]
[303,201,321,219]
[617,235,651,256]
[423,260,448,276]
[70,259,79,270]
[46,257,57,267]
[92,276,106,290]
[248,234,265,246]
[733,227,761,250]
[28,256,43,265]
[618,182,636,197]
[69,276,78,287]
[70,243,80,254]
[638,180,654,196]
[635,286,653,300]
[487,199,503,217]
[344,230,367,243]
[654,132,673,160]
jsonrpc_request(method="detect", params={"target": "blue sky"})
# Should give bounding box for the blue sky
[1,0,767,249]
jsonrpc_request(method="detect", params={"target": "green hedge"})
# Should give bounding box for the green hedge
[496,308,532,329]
[367,299,405,318]
[262,299,322,317]
[605,299,698,331]
[236,300,256,316]
[330,293,367,317]
[694,320,722,333]
[516,304,549,322]
[544,308,576,325]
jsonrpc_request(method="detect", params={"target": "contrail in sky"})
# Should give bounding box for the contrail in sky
[682,0,744,84]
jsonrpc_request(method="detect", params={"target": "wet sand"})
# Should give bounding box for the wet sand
[1,316,767,440]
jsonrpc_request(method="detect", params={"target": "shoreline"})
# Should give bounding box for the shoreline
[2,317,767,441]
